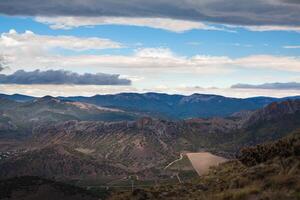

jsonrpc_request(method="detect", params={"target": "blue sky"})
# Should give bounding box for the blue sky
[2,15,300,58]
[0,0,300,97]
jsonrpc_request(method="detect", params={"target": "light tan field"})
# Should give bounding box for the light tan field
[187,152,227,176]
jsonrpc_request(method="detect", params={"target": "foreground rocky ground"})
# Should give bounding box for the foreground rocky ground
[0,176,100,200]
[108,130,300,200]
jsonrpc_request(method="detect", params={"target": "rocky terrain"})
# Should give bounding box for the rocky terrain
[0,145,127,181]
[0,176,100,200]
[0,96,138,139]
[109,129,300,200]
[0,99,299,184]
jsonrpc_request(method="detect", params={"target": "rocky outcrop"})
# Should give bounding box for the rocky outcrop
[243,100,300,128]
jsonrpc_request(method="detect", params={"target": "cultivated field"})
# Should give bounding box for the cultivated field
[187,152,227,175]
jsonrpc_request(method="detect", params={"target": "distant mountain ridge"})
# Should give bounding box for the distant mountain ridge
[1,92,299,119]
[61,93,300,119]
[0,93,35,102]
[0,96,138,139]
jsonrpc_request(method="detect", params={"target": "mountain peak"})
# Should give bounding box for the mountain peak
[243,99,300,128]
[35,96,60,103]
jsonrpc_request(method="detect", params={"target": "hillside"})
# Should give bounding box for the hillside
[0,96,138,139]
[109,130,300,200]
[0,94,35,102]
[0,145,127,182]
[0,100,299,183]
[63,93,300,119]
[0,176,100,200]
[1,92,299,119]
[229,100,300,150]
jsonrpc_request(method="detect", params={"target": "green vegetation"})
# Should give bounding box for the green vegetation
[108,130,300,200]
[0,176,99,200]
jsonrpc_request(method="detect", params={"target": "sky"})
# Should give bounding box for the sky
[0,0,300,98]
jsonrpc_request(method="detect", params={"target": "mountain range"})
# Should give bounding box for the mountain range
[0,96,138,139]
[1,92,299,119]
[0,94,299,184]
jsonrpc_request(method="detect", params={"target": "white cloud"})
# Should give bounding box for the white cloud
[225,25,300,33]
[244,25,300,33]
[1,84,299,98]
[1,29,299,96]
[0,29,122,52]
[0,84,138,97]
[151,86,300,98]
[34,16,300,34]
[134,48,175,58]
[35,16,227,33]
[2,34,300,75]
[234,55,300,72]
[283,45,300,49]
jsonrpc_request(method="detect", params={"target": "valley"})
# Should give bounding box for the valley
[1,2,300,199]
[0,93,299,199]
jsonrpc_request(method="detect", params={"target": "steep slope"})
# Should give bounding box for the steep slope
[28,117,239,170]
[20,96,138,123]
[0,116,240,181]
[229,99,300,150]
[109,130,300,200]
[243,99,300,128]
[0,96,138,139]
[237,129,300,166]
[0,176,99,200]
[0,144,127,181]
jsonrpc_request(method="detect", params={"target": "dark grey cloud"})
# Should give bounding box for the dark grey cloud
[1,0,300,26]
[0,69,131,85]
[231,82,300,90]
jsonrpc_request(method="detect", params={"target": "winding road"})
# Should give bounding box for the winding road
[164,153,184,170]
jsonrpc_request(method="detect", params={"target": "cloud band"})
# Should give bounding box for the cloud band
[231,82,300,90]
[0,70,131,85]
[1,0,300,27]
